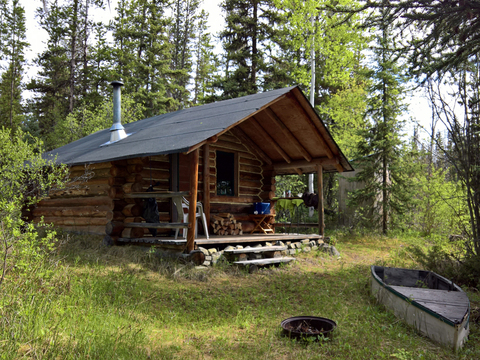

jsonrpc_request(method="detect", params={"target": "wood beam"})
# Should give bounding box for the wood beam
[317,164,324,237]
[291,89,343,155]
[230,127,272,165]
[203,144,211,229]
[334,162,344,173]
[272,157,337,171]
[214,94,289,139]
[250,117,292,163]
[287,93,335,159]
[263,107,313,162]
[170,153,179,222]
[187,148,199,252]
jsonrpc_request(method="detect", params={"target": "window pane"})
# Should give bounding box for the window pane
[216,151,235,196]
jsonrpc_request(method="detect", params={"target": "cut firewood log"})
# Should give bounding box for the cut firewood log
[110,166,129,178]
[122,182,144,194]
[121,227,145,238]
[127,164,143,174]
[125,173,143,183]
[106,211,125,222]
[210,212,243,235]
[122,204,143,217]
[106,221,124,236]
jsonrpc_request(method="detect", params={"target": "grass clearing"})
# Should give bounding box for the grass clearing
[0,231,478,359]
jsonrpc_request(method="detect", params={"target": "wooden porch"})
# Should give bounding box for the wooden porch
[116,232,322,248]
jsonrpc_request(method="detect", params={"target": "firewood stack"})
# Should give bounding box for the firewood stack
[211,213,243,236]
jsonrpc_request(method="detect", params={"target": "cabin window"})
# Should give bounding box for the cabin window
[216,151,237,196]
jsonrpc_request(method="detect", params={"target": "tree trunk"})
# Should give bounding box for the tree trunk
[69,0,79,113]
[251,0,257,92]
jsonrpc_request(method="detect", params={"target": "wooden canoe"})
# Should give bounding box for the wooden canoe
[371,266,470,351]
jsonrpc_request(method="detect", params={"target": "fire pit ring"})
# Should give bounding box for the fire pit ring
[281,316,336,340]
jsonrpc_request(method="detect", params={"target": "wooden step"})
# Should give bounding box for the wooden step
[224,246,287,254]
[233,257,295,266]
[124,222,189,229]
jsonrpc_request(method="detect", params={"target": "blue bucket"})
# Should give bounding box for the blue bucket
[254,202,270,214]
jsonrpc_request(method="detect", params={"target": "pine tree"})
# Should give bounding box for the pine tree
[349,4,412,234]
[218,0,284,98]
[28,0,107,149]
[0,0,7,62]
[76,0,111,109]
[85,21,113,106]
[192,11,219,104]
[169,0,201,108]
[111,0,174,117]
[0,0,28,131]
[27,1,71,148]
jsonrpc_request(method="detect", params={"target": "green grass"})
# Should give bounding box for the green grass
[0,231,478,359]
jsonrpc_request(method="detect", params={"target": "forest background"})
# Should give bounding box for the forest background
[0,0,479,285]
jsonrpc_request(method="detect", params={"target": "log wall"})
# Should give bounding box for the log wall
[32,161,119,235]
[32,129,277,240]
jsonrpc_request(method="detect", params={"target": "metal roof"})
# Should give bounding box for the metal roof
[44,86,353,173]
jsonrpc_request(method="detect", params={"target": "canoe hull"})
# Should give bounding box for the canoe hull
[371,266,469,351]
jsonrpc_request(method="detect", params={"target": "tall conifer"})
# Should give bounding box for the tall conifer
[111,0,173,117]
[28,0,107,148]
[27,1,69,148]
[169,0,201,108]
[193,11,218,105]
[218,0,284,98]
[0,0,28,131]
[349,3,412,233]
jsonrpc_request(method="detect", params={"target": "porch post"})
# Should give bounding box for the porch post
[203,144,211,228]
[170,153,179,222]
[187,148,199,252]
[316,164,324,237]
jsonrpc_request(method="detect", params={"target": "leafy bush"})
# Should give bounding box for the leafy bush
[0,127,66,287]
[409,239,480,287]
[0,127,71,356]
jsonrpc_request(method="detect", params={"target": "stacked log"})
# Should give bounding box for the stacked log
[211,213,243,236]
[138,155,171,237]
[107,155,174,240]
[33,162,117,235]
[106,159,146,239]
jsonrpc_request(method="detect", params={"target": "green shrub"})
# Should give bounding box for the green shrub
[409,239,480,287]
[0,126,66,290]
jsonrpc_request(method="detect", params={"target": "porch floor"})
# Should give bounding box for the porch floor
[117,233,322,247]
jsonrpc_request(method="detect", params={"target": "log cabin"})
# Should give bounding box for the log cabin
[34,82,353,254]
